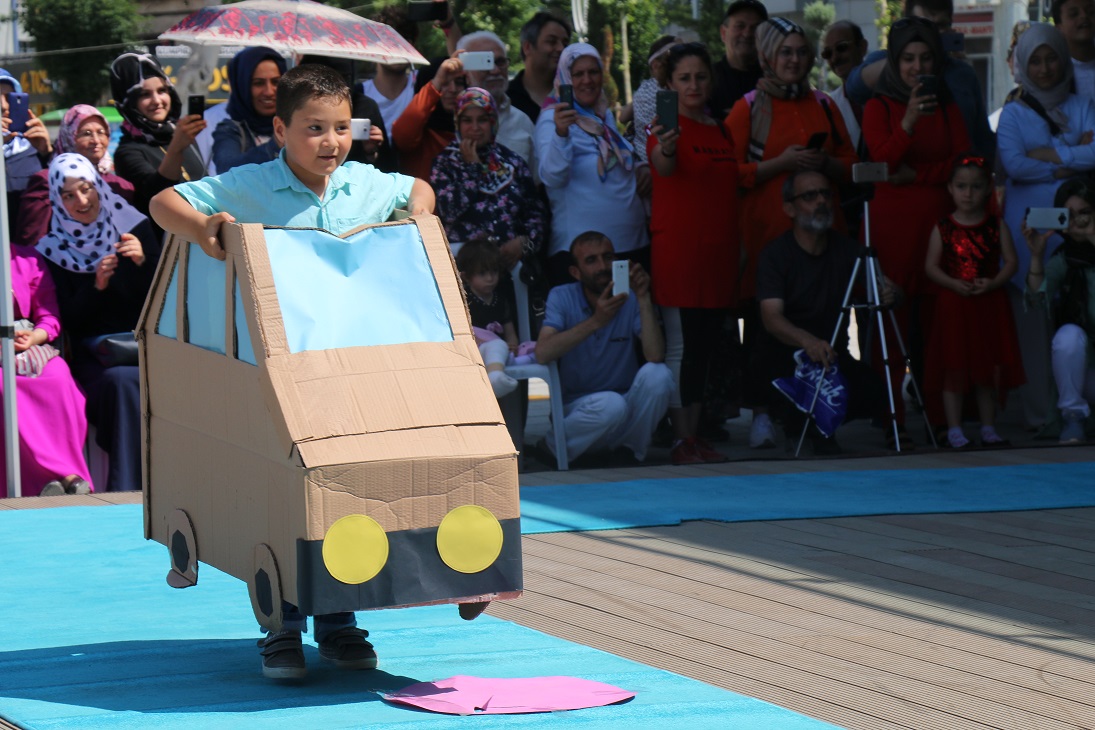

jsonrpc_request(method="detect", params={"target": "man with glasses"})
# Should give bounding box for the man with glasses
[821,21,869,151]
[456,31,535,168]
[843,0,994,162]
[711,0,768,120]
[754,170,892,454]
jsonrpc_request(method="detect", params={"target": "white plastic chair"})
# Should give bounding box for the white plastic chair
[504,261,569,470]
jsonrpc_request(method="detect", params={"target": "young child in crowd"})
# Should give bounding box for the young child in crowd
[924,154,1025,449]
[456,239,519,398]
[149,64,434,681]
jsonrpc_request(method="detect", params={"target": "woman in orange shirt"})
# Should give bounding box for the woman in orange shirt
[392,54,466,179]
[724,17,858,449]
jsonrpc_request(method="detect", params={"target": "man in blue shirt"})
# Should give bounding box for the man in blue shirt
[536,231,674,464]
[844,0,995,163]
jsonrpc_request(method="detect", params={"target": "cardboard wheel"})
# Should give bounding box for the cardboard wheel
[166,509,198,588]
[458,601,490,621]
[250,544,284,632]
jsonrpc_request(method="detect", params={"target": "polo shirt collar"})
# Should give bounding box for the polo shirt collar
[272,148,358,200]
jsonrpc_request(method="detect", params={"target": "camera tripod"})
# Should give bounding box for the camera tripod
[794,164,938,456]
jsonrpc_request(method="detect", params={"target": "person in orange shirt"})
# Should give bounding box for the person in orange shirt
[724,17,858,449]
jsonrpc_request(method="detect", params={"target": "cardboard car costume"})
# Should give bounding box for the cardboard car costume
[137,216,522,629]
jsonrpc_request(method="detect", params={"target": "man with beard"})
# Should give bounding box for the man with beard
[753,171,893,453]
[535,231,674,465]
[509,12,571,123]
[710,0,768,120]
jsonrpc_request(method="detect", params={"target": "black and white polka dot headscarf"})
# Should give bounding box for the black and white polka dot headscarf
[35,153,147,273]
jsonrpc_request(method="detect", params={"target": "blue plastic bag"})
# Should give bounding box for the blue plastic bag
[772,349,849,438]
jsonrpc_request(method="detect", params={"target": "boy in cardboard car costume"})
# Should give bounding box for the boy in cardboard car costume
[147,63,522,680]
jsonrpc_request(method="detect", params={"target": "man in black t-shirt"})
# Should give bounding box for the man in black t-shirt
[710,0,767,121]
[507,12,571,123]
[753,171,893,452]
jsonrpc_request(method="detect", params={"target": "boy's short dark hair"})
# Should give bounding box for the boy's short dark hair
[904,0,953,18]
[276,64,351,124]
[456,239,502,276]
[519,12,572,58]
[568,230,610,262]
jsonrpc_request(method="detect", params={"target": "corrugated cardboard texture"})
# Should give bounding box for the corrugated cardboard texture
[141,217,520,613]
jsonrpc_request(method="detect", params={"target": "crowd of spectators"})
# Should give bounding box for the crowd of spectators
[8,0,1095,495]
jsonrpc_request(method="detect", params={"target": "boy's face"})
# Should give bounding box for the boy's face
[273,96,352,192]
[1058,0,1095,46]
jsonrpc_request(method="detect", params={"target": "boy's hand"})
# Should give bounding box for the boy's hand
[200,212,236,260]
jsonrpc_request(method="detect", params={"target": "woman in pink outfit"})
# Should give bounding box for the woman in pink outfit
[0,244,92,497]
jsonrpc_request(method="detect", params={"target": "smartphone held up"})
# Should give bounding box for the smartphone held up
[6,91,29,134]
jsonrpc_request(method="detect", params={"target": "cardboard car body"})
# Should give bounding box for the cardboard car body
[137,217,522,629]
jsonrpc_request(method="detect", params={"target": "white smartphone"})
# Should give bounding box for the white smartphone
[1026,207,1070,230]
[612,260,629,297]
[350,118,371,141]
[461,51,495,72]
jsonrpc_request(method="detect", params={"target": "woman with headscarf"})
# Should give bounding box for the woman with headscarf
[212,46,287,173]
[391,53,465,179]
[1,243,92,497]
[862,17,971,447]
[534,42,649,285]
[724,17,858,450]
[1,68,53,229]
[15,104,134,248]
[36,153,161,492]
[110,52,207,218]
[430,87,545,268]
[998,22,1095,432]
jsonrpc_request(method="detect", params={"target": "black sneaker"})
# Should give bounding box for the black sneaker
[318,627,377,670]
[259,630,306,679]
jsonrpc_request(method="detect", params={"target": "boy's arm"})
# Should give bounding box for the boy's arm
[408,178,436,215]
[149,188,236,261]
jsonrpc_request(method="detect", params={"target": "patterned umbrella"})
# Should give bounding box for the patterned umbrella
[159,0,428,66]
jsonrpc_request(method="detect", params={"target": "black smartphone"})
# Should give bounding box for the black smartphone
[6,91,29,134]
[558,84,573,106]
[187,94,205,118]
[917,74,939,96]
[655,89,678,133]
[806,131,828,150]
[406,0,449,22]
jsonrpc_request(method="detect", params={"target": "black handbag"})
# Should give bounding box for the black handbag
[83,332,139,368]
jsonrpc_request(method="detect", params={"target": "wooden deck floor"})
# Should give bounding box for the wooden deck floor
[5,447,1095,729]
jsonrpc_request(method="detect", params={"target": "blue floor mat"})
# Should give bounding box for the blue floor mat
[518,462,1095,533]
[0,505,838,730]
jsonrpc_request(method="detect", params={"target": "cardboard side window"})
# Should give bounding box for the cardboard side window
[234,274,257,365]
[263,226,454,352]
[156,255,180,338]
[186,242,227,354]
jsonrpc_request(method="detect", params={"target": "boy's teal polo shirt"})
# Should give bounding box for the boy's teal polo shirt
[175,149,415,234]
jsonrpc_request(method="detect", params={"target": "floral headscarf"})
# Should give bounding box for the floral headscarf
[450,87,514,194]
[55,104,114,174]
[36,153,146,273]
[748,18,813,163]
[109,52,182,145]
[546,43,634,181]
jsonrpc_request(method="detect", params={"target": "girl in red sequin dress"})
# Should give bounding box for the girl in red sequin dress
[925,155,1025,448]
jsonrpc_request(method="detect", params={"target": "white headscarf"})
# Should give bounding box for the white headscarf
[1013,22,1074,128]
[36,153,146,273]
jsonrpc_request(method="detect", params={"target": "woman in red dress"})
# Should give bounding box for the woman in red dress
[649,43,739,465]
[862,17,971,445]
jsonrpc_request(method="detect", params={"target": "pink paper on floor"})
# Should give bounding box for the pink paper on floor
[383,675,636,715]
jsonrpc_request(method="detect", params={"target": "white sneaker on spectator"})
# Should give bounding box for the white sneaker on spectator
[749,413,777,449]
